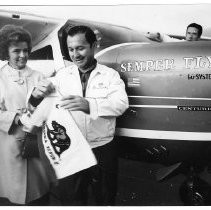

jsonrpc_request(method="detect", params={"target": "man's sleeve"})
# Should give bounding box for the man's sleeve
[20,97,53,131]
[26,73,57,112]
[26,72,46,111]
[161,34,183,42]
[86,70,129,120]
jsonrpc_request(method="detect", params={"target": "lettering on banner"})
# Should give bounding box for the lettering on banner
[42,121,70,165]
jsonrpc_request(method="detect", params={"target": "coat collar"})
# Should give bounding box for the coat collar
[67,63,107,76]
[1,63,33,78]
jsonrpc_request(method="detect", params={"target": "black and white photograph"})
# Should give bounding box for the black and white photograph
[1,0,211,207]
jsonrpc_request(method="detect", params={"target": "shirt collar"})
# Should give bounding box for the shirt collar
[67,61,106,76]
[78,59,97,75]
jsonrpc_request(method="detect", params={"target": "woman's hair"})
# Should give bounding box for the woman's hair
[0,24,32,60]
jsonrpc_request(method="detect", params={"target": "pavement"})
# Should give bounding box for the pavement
[2,156,211,206]
[0,157,187,206]
[116,158,184,206]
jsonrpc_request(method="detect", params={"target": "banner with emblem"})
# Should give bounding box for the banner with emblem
[21,95,97,179]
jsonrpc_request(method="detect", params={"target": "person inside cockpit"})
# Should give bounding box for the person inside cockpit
[146,22,203,42]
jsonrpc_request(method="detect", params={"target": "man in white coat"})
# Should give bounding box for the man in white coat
[28,25,129,205]
[57,25,129,205]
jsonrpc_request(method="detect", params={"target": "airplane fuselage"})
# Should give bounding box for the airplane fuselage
[97,41,211,165]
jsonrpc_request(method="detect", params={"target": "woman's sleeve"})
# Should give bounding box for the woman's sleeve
[0,79,17,133]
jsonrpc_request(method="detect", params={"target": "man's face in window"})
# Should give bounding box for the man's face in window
[186,27,200,41]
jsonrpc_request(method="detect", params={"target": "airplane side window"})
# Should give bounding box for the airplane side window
[28,45,55,77]
[29,45,53,60]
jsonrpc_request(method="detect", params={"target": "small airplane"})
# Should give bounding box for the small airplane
[1,9,211,205]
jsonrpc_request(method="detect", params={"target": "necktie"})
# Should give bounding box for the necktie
[81,73,87,97]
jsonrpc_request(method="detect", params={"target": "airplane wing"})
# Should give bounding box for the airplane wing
[0,9,153,75]
[0,9,62,47]
[0,9,153,52]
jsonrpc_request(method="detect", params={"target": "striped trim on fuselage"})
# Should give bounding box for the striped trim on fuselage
[128,95,211,108]
[129,95,211,101]
[95,42,149,58]
[116,128,211,141]
[130,105,177,108]
[119,95,211,140]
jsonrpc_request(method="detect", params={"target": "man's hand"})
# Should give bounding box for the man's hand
[60,95,90,114]
[32,79,55,99]
[145,32,163,42]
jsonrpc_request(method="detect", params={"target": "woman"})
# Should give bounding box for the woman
[0,25,53,205]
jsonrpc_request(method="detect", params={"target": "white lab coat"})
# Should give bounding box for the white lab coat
[51,63,129,148]
[0,64,50,204]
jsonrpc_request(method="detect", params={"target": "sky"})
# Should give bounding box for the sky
[1,1,211,36]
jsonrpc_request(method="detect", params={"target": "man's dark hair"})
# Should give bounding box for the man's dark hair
[0,24,32,60]
[67,25,97,46]
[187,23,203,38]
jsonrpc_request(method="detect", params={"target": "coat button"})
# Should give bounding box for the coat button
[17,79,24,85]
[22,108,27,113]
